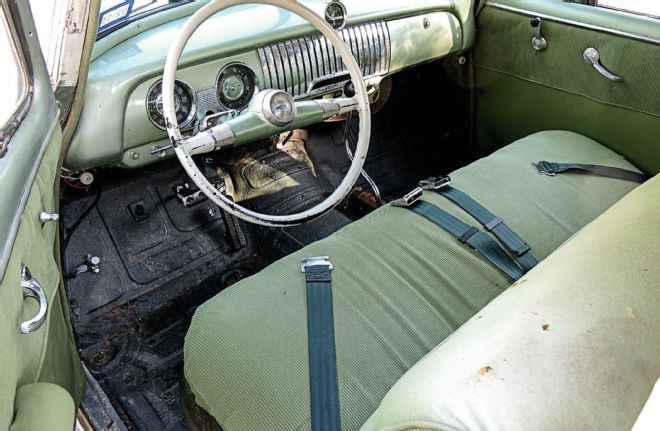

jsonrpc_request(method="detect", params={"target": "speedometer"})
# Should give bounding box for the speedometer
[146,79,196,130]
[216,63,258,110]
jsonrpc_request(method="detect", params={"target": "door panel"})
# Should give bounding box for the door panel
[473,0,660,175]
[0,0,83,429]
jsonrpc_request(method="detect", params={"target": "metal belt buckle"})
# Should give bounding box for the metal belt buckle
[301,256,334,273]
[419,175,452,190]
[390,187,423,207]
[531,161,556,176]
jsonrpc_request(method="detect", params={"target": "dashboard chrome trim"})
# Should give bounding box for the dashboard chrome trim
[485,1,660,45]
[257,21,391,99]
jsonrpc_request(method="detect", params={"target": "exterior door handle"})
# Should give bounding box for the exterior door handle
[19,266,48,334]
[583,48,623,82]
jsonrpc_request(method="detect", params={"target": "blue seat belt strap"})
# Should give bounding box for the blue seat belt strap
[532,161,647,183]
[420,177,538,272]
[392,189,524,280]
[302,257,341,431]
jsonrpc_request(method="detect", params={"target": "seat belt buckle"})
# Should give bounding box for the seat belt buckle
[301,256,334,273]
[532,161,556,176]
[391,187,423,207]
[419,175,452,190]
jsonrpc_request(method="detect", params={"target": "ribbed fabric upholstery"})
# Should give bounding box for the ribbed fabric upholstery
[184,131,640,431]
[9,383,75,431]
[476,8,660,118]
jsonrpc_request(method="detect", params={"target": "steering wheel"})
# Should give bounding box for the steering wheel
[162,0,371,227]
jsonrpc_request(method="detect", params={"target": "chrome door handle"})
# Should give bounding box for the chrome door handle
[19,266,48,334]
[583,48,623,82]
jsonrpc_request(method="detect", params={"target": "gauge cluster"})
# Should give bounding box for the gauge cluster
[146,63,258,131]
[146,79,197,130]
[216,63,258,110]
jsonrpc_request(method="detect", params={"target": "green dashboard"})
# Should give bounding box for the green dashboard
[66,0,474,170]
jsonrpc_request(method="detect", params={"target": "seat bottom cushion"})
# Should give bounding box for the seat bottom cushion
[184,131,640,430]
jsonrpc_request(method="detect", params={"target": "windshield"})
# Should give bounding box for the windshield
[99,0,190,34]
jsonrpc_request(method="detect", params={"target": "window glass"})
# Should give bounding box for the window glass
[0,6,28,130]
[598,0,660,18]
[98,0,188,34]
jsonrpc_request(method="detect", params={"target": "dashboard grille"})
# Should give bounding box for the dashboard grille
[257,21,390,99]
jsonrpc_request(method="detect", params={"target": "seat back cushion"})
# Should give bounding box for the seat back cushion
[9,383,75,431]
[184,131,641,430]
[362,174,660,431]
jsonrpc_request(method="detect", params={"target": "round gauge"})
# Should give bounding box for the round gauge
[325,1,347,30]
[216,63,258,110]
[146,79,196,130]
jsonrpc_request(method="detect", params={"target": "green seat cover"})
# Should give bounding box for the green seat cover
[9,383,75,431]
[184,131,640,431]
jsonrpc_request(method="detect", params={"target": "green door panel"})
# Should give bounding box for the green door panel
[0,126,84,430]
[9,383,75,431]
[474,4,660,175]
[0,1,84,429]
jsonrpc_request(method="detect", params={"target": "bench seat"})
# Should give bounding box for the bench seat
[183,131,641,430]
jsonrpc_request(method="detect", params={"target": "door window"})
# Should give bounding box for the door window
[0,5,28,131]
[597,0,660,18]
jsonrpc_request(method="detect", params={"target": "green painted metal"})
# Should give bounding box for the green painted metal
[389,12,462,73]
[67,0,474,170]
[474,4,660,175]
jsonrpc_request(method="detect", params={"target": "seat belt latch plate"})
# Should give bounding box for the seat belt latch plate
[391,187,423,207]
[532,161,556,176]
[301,256,334,273]
[419,175,452,190]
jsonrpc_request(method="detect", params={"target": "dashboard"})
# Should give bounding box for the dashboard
[66,0,474,170]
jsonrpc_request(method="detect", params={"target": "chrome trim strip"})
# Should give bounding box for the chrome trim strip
[284,41,300,96]
[381,21,391,73]
[277,43,291,94]
[304,36,319,84]
[257,21,391,98]
[313,35,326,76]
[270,43,286,91]
[486,1,660,45]
[318,35,330,75]
[350,27,362,71]
[265,46,277,89]
[373,22,384,74]
[294,38,309,94]
[364,24,376,76]
[256,48,270,89]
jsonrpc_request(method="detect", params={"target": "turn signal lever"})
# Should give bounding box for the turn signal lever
[344,77,381,103]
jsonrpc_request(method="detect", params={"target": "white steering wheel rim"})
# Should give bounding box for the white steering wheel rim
[162,0,371,227]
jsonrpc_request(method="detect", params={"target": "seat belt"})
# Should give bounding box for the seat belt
[419,176,538,272]
[532,161,647,183]
[392,189,525,280]
[302,257,341,431]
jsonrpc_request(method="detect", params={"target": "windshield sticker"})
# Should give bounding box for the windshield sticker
[98,0,134,32]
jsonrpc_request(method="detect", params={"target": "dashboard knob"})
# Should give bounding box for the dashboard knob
[343,80,356,97]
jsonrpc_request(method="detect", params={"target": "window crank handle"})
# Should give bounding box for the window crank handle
[583,48,623,82]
